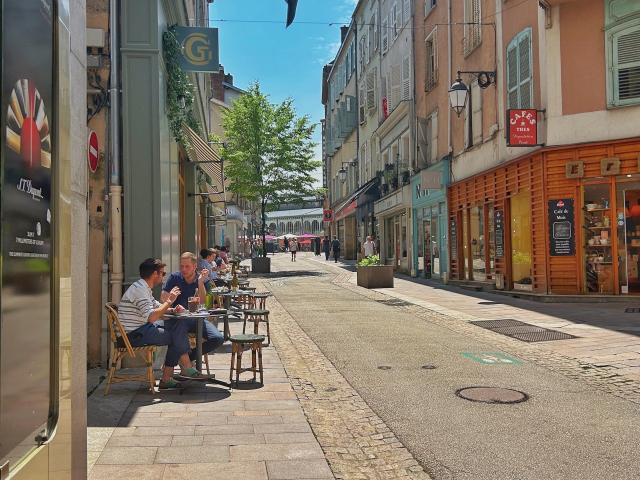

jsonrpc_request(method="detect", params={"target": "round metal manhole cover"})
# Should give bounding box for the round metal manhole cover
[456,387,528,404]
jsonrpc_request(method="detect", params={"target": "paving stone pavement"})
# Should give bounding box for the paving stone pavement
[87,305,335,480]
[306,258,640,405]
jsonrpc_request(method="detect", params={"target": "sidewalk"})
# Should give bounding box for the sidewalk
[87,301,334,480]
[310,258,640,383]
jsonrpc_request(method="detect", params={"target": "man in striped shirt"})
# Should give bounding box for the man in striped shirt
[119,258,204,389]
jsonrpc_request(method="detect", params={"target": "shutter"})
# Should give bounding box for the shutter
[382,17,389,53]
[364,33,369,64]
[430,110,438,164]
[366,71,375,110]
[472,82,482,144]
[417,117,429,168]
[402,56,411,100]
[359,85,366,124]
[518,31,532,108]
[403,0,411,26]
[391,65,402,110]
[464,98,470,148]
[372,13,378,52]
[614,24,640,102]
[392,3,398,38]
[506,42,518,109]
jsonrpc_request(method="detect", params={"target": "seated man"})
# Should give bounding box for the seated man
[118,258,203,389]
[161,252,224,365]
[198,248,225,286]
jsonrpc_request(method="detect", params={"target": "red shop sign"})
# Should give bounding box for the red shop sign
[507,109,538,147]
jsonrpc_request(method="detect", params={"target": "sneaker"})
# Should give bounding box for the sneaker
[177,367,210,381]
[158,378,182,390]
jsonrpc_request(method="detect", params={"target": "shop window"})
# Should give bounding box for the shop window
[607,16,640,107]
[462,208,471,280]
[417,209,425,273]
[401,213,408,258]
[511,191,533,290]
[487,204,496,279]
[584,184,614,293]
[470,206,486,281]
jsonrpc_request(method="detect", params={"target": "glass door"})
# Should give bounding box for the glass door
[423,220,432,278]
[583,183,613,293]
[431,217,440,277]
[617,185,640,293]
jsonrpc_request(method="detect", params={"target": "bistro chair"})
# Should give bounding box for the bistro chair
[242,309,271,346]
[104,303,156,394]
[229,334,265,387]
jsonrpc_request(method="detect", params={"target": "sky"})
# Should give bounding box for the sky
[208,0,358,185]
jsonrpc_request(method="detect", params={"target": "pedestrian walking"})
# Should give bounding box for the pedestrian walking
[331,236,341,263]
[289,237,298,262]
[362,235,376,258]
[284,236,289,252]
[322,236,331,261]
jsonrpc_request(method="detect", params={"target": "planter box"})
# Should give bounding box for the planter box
[357,265,394,288]
[251,257,271,273]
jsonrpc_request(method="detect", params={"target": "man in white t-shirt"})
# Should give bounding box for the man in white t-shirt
[362,236,376,257]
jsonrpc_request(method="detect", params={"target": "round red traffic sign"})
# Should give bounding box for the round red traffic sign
[88,130,99,173]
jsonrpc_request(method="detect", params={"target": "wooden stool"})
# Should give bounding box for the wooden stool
[229,334,265,386]
[251,292,271,310]
[242,309,270,345]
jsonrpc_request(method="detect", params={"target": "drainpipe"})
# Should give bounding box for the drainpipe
[447,0,452,156]
[109,0,123,303]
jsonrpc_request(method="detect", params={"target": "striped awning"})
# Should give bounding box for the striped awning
[183,125,224,190]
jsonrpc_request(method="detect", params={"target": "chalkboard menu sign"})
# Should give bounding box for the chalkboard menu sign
[450,218,458,260]
[548,199,575,256]
[495,210,505,258]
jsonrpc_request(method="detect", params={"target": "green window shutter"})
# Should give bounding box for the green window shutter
[613,23,640,104]
[506,43,518,109]
[518,30,532,108]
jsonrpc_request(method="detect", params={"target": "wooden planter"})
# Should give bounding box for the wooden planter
[356,265,394,288]
[251,257,271,273]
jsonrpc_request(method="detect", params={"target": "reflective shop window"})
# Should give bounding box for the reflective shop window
[511,191,533,290]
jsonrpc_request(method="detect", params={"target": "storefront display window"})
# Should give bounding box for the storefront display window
[431,210,440,276]
[416,209,424,273]
[583,184,613,294]
[462,209,471,280]
[385,217,394,261]
[511,191,533,290]
[614,182,640,294]
[470,206,486,281]
[487,204,496,279]
[401,213,407,258]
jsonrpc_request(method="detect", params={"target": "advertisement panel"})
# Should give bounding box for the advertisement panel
[548,199,576,256]
[1,0,54,464]
[507,109,538,147]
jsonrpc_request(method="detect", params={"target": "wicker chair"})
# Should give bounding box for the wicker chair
[104,303,156,394]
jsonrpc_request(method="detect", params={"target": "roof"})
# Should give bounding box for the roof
[266,208,323,219]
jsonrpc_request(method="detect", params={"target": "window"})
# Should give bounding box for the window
[392,3,399,39]
[369,14,378,53]
[464,0,481,55]
[608,22,640,106]
[363,33,370,64]
[417,111,437,169]
[381,17,389,53]
[425,28,437,91]
[506,28,533,109]
[402,0,411,26]
[359,84,366,124]
[402,55,411,100]
[391,64,402,110]
[366,68,377,112]
[425,0,436,17]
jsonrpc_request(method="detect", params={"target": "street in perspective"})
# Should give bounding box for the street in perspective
[1,0,640,479]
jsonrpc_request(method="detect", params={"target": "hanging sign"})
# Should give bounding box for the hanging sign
[495,210,505,258]
[507,109,538,147]
[450,217,458,260]
[88,130,99,173]
[548,199,575,256]
[173,26,220,72]
[323,209,334,222]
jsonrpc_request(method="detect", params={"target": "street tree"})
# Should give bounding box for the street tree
[220,82,321,258]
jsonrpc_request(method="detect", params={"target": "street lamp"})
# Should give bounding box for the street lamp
[338,160,357,183]
[448,70,496,117]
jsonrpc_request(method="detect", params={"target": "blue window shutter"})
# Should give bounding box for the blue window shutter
[612,23,640,105]
[506,28,532,109]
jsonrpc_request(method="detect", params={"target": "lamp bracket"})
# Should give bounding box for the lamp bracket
[456,70,497,89]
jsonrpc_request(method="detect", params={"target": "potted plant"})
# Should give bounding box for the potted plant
[356,254,394,288]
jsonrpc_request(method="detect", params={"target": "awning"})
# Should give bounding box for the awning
[183,125,224,189]
[334,178,378,221]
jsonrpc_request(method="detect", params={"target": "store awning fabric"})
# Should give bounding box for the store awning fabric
[183,125,224,189]
[334,178,378,221]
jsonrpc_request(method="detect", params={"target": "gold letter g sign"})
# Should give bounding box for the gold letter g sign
[183,33,212,66]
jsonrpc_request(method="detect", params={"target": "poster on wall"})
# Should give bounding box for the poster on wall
[495,210,505,258]
[548,199,575,256]
[1,0,54,462]
[450,218,458,260]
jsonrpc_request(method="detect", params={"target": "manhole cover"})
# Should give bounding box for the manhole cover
[471,319,577,343]
[377,365,392,370]
[456,387,528,404]
[421,364,437,370]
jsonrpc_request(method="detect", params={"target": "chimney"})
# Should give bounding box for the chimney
[224,73,233,85]
[340,26,349,43]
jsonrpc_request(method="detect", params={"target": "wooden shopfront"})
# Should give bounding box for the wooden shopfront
[448,138,640,295]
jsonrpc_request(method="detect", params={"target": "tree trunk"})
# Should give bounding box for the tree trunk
[261,200,267,258]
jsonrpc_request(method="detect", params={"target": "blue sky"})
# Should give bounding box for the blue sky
[209,0,358,184]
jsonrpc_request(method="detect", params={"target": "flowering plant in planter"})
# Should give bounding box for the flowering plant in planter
[358,254,381,267]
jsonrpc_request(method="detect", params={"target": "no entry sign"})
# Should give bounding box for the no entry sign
[507,109,538,147]
[88,130,99,173]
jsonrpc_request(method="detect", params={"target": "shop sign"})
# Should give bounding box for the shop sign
[225,205,243,221]
[323,209,334,222]
[495,210,505,258]
[173,26,220,72]
[507,109,539,147]
[450,218,458,259]
[414,171,442,201]
[548,199,575,256]
[374,190,403,215]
